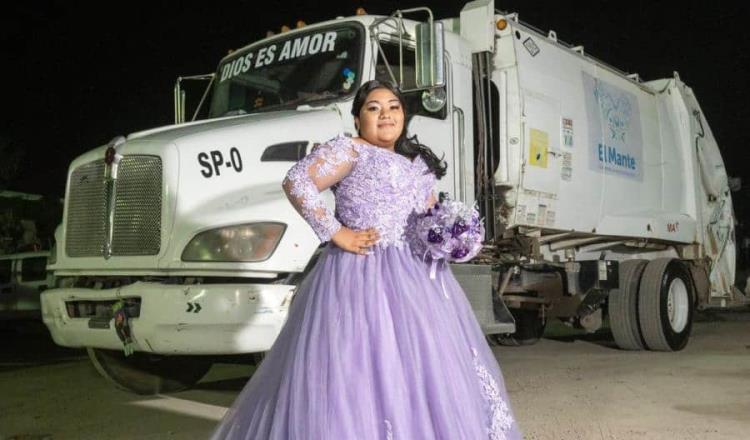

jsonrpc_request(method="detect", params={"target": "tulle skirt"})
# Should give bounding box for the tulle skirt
[211,243,521,439]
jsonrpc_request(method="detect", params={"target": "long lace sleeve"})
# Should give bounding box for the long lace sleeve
[282,136,358,242]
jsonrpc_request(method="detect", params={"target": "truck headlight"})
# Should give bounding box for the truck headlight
[181,222,286,262]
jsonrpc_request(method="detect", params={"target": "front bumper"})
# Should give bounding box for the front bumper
[40,281,294,355]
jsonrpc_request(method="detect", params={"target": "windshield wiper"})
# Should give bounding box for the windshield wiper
[220,91,343,116]
[221,108,248,117]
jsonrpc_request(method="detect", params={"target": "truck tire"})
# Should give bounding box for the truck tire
[608,259,647,350]
[87,348,212,395]
[494,308,546,346]
[637,258,695,351]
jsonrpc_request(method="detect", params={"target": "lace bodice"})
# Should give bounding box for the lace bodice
[282,134,436,247]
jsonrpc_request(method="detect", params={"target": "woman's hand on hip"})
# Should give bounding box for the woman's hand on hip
[331,227,380,255]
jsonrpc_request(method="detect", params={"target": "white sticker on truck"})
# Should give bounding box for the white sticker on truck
[220,31,338,83]
[562,117,574,148]
[516,204,527,224]
[546,210,556,227]
[582,72,643,180]
[537,204,547,226]
[561,152,573,181]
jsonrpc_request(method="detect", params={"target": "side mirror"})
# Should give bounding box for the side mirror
[415,21,445,89]
[174,83,187,124]
[173,74,215,124]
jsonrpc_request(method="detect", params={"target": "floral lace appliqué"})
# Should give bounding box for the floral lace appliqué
[284,134,436,248]
[334,139,435,248]
[384,419,393,440]
[471,348,514,439]
[282,136,357,242]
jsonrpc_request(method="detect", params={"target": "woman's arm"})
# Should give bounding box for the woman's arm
[426,191,438,210]
[282,138,380,254]
[282,138,357,242]
[421,167,439,211]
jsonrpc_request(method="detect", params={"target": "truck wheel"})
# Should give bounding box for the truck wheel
[494,308,546,346]
[608,259,648,350]
[87,348,212,395]
[637,259,695,351]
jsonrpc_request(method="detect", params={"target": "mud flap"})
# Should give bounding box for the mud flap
[451,263,516,334]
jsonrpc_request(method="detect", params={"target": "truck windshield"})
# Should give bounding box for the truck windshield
[209,24,363,118]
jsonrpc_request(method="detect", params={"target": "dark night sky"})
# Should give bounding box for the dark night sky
[2,1,748,202]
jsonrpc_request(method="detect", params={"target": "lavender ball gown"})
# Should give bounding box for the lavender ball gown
[211,134,521,439]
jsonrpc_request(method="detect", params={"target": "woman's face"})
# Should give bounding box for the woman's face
[355,88,404,149]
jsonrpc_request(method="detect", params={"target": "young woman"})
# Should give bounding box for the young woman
[211,80,521,439]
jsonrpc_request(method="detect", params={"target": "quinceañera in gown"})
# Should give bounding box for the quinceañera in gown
[212,81,521,440]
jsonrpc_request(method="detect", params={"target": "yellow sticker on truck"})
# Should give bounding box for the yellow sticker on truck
[529,128,549,168]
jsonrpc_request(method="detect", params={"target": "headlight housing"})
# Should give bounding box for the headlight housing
[181,222,286,262]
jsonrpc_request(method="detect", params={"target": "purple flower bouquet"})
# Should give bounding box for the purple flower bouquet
[411,197,485,264]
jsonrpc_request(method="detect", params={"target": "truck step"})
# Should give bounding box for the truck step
[481,322,517,335]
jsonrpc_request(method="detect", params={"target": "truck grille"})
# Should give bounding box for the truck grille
[111,156,162,255]
[66,161,107,257]
[65,156,162,257]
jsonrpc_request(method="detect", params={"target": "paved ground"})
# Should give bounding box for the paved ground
[503,309,750,439]
[1,310,748,440]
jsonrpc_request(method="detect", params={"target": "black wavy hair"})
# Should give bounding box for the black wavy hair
[351,79,447,179]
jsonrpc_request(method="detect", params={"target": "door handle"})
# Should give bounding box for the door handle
[453,106,465,202]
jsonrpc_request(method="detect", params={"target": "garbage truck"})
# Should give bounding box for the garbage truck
[41,0,744,394]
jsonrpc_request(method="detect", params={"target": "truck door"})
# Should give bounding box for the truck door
[19,256,49,292]
[16,255,47,312]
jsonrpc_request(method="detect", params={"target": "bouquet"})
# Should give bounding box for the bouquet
[411,196,485,266]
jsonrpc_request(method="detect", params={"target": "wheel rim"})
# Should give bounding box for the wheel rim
[666,277,689,332]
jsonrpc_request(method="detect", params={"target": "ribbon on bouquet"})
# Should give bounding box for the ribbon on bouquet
[412,196,484,302]
[428,259,450,300]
